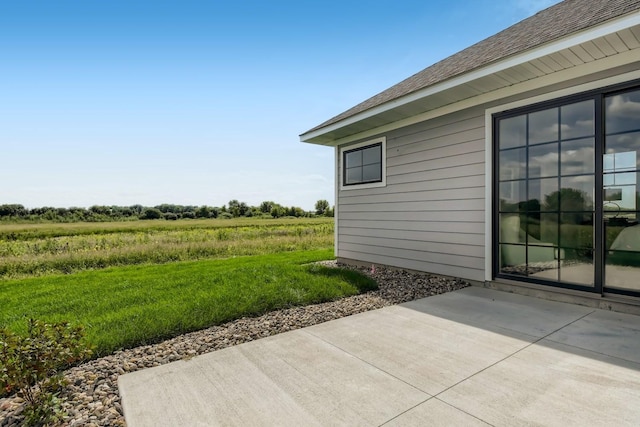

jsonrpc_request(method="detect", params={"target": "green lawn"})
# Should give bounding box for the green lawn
[0,249,376,356]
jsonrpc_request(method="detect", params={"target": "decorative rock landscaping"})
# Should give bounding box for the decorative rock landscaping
[0,262,469,426]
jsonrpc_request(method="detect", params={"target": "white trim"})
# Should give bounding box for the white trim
[334,146,339,258]
[485,69,640,116]
[483,70,640,282]
[338,137,387,191]
[484,112,493,282]
[301,11,640,144]
[325,50,640,147]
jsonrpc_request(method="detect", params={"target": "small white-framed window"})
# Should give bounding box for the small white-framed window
[340,137,386,190]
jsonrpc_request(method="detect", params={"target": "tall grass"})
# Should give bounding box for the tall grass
[0,219,334,279]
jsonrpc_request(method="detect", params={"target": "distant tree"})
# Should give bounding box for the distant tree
[325,206,335,218]
[315,200,330,216]
[140,208,163,220]
[195,206,211,218]
[260,201,275,213]
[163,212,178,220]
[0,204,27,217]
[270,206,284,218]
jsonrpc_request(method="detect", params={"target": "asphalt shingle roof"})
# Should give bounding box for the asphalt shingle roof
[304,0,640,135]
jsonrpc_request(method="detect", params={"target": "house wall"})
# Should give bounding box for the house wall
[336,107,486,281]
[335,64,640,283]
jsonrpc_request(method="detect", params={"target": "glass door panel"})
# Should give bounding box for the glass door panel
[603,89,640,293]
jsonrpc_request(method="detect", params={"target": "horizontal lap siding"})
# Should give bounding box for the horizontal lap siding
[337,108,485,281]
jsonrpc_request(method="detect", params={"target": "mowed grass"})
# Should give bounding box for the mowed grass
[0,218,333,279]
[0,249,377,356]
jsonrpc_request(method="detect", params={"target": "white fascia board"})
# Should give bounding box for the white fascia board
[300,11,640,144]
[329,48,640,147]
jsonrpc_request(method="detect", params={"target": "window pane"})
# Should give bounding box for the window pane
[559,176,594,211]
[530,177,558,211]
[539,213,559,246]
[499,115,526,149]
[529,107,559,144]
[499,244,527,273]
[345,167,362,184]
[603,172,638,213]
[560,256,593,286]
[362,145,381,165]
[561,100,594,140]
[529,142,558,178]
[605,219,640,291]
[500,214,526,244]
[345,150,362,168]
[362,164,381,182]
[606,89,640,134]
[499,180,527,212]
[560,212,593,250]
[499,147,526,180]
[561,138,594,175]
[605,132,640,170]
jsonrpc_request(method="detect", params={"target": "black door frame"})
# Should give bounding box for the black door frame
[492,79,640,298]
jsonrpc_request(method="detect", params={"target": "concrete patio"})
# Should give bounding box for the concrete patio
[119,287,640,426]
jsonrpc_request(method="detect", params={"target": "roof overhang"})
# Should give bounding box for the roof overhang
[300,10,640,146]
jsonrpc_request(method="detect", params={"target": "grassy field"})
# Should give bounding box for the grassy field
[0,218,333,279]
[0,218,371,357]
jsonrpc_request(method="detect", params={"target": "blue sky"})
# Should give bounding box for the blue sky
[1,0,559,210]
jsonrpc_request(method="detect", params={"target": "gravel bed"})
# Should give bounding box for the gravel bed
[0,262,469,426]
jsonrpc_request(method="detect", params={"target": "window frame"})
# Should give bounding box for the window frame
[491,79,640,297]
[339,137,386,190]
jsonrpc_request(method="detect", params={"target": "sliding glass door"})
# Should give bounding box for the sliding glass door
[603,88,640,294]
[495,83,640,296]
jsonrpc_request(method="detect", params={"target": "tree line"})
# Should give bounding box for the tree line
[0,200,334,223]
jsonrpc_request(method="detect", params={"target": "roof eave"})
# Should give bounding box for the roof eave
[300,10,640,146]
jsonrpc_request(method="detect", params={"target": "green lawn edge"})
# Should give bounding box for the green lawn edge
[0,249,377,356]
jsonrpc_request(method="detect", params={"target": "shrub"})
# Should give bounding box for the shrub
[0,319,93,426]
[139,208,163,220]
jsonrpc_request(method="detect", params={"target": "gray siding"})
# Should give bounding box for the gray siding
[337,107,486,281]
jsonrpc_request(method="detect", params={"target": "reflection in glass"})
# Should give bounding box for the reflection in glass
[362,164,381,182]
[539,213,559,245]
[345,150,362,168]
[499,148,526,180]
[603,172,638,214]
[560,256,594,286]
[606,89,640,134]
[499,214,526,244]
[362,146,381,165]
[561,138,594,175]
[605,221,640,291]
[500,180,527,211]
[529,143,558,178]
[530,178,558,211]
[529,107,558,144]
[605,132,640,169]
[560,213,593,250]
[499,115,527,149]
[346,167,362,183]
[561,100,595,140]
[559,176,594,211]
[499,244,527,275]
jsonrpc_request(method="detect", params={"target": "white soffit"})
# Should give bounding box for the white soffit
[301,11,640,146]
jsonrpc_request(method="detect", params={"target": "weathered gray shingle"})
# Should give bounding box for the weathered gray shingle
[305,0,640,135]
